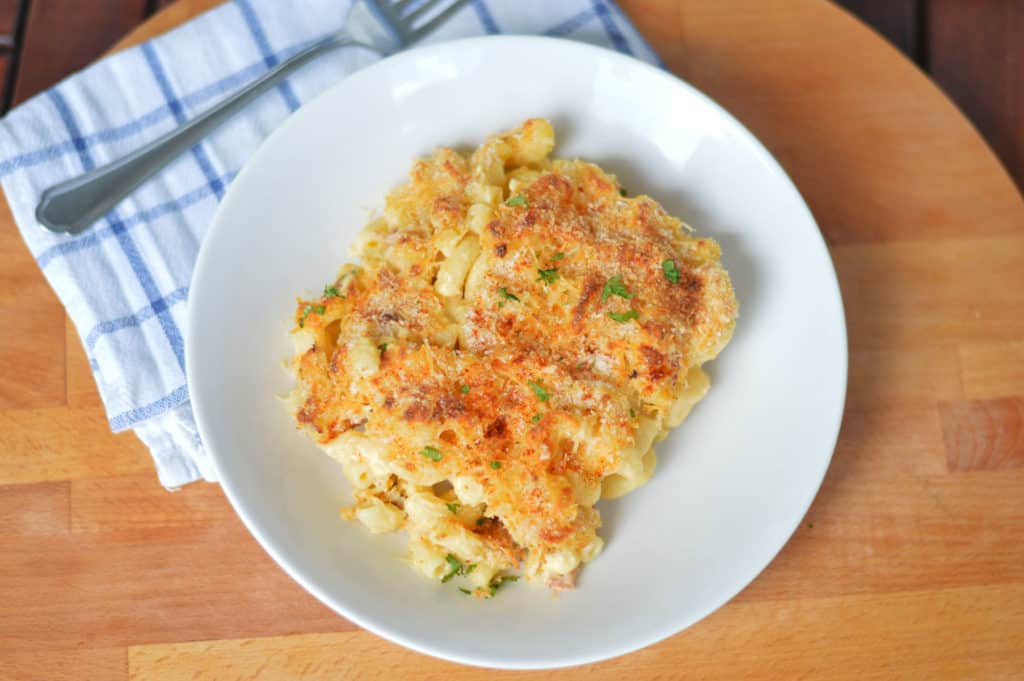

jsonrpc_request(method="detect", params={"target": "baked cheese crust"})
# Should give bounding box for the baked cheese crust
[287,119,737,596]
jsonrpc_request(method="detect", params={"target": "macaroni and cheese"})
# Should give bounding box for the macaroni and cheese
[286,119,737,596]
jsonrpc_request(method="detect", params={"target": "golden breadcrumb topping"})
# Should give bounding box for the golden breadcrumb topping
[288,119,737,595]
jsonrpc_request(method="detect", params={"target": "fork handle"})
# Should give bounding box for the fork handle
[37,33,356,235]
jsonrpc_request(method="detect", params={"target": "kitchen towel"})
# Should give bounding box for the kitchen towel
[0,0,660,488]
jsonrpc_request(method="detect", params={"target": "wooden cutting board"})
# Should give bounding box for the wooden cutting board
[2,1,1022,679]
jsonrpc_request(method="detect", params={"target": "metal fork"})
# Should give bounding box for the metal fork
[36,0,469,235]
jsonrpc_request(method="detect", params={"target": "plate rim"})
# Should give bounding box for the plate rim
[186,33,848,670]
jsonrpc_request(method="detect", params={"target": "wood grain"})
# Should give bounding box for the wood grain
[929,0,1024,191]
[940,398,1024,472]
[737,470,1024,602]
[0,407,152,484]
[127,584,1024,681]
[70,474,233,531]
[959,340,1024,401]
[66,317,104,409]
[1,648,126,681]
[11,0,150,106]
[835,0,922,63]
[0,0,19,38]
[834,0,1024,190]
[623,0,1024,247]
[833,237,1024,350]
[0,480,68,536]
[0,0,1023,678]
[0,505,348,651]
[0,202,65,409]
[831,405,947,479]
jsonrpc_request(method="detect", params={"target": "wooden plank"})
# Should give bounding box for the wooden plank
[66,316,104,409]
[736,470,1024,602]
[0,0,20,44]
[940,398,1024,472]
[71,474,233,532]
[3,471,1020,656]
[834,0,921,63]
[11,0,149,106]
[847,346,962,411]
[0,201,65,410]
[0,52,11,112]
[1,647,127,681]
[832,237,1024,352]
[0,408,152,484]
[929,0,1024,190]
[0,0,23,113]
[127,584,1024,681]
[0,480,69,536]
[958,340,1024,401]
[831,405,947,480]
[0,508,348,651]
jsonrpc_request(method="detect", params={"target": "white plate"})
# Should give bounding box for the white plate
[187,35,847,669]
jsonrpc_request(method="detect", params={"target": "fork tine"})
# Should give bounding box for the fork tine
[389,0,422,13]
[408,0,469,39]
[403,0,447,25]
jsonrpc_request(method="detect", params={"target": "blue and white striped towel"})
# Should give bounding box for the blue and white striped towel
[0,0,660,489]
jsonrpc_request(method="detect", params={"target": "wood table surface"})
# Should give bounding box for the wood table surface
[2,1,1023,679]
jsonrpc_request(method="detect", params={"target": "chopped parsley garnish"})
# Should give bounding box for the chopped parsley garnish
[662,259,680,284]
[420,446,443,462]
[629,408,636,418]
[488,575,520,596]
[619,187,628,196]
[490,460,502,470]
[532,413,543,424]
[498,287,520,302]
[442,554,477,583]
[537,268,559,285]
[446,502,460,514]
[459,587,473,595]
[378,343,388,352]
[460,384,470,394]
[442,554,463,583]
[551,252,566,261]
[609,309,639,323]
[476,517,485,526]
[601,275,633,302]
[323,285,341,297]
[506,194,528,207]
[527,380,551,401]
[298,304,326,328]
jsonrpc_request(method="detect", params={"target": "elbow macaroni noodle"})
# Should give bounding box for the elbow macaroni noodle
[287,120,737,596]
